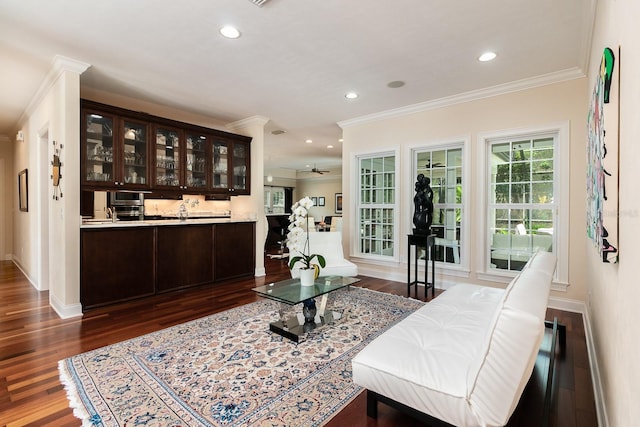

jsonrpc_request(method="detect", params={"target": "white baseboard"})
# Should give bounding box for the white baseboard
[581,307,609,427]
[255,267,266,277]
[357,264,470,291]
[547,295,585,313]
[11,257,38,289]
[49,293,83,319]
[546,296,607,425]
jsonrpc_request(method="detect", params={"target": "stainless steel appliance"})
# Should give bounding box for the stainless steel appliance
[109,191,144,220]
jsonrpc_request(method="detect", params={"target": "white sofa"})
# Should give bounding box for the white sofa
[289,231,358,279]
[352,251,557,427]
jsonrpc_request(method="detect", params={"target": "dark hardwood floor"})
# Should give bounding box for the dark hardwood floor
[0,256,597,427]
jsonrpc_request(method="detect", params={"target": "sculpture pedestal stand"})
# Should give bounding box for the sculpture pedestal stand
[407,232,435,300]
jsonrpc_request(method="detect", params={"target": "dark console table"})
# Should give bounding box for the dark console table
[407,234,435,299]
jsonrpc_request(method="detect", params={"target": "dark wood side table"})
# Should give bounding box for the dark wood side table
[407,234,435,299]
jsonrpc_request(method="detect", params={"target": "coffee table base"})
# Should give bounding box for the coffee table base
[270,310,342,343]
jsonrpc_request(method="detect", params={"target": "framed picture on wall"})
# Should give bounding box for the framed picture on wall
[318,196,325,206]
[311,196,318,206]
[18,169,28,212]
[335,193,342,214]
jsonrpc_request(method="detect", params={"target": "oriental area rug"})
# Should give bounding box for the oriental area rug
[59,287,424,427]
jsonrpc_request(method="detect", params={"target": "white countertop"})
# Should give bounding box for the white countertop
[81,217,256,228]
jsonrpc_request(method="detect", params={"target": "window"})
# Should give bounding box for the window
[357,154,396,258]
[488,135,555,271]
[415,145,463,264]
[264,186,286,214]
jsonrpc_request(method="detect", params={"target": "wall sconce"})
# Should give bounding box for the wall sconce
[16,130,24,142]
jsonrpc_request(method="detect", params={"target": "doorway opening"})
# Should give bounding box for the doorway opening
[37,128,50,291]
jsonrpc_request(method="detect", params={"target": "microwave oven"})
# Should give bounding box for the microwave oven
[109,191,144,207]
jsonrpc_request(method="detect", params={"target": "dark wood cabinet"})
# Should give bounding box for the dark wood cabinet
[81,100,251,197]
[156,224,213,292]
[81,221,255,310]
[214,222,256,281]
[81,109,151,190]
[81,227,155,309]
[211,136,251,196]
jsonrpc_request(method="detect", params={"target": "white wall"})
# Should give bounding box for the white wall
[585,0,640,425]
[0,136,14,261]
[13,56,89,317]
[295,175,342,221]
[341,78,588,301]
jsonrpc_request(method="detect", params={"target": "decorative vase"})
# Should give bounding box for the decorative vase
[302,298,317,324]
[300,268,316,287]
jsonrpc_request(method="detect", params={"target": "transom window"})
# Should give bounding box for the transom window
[415,146,463,264]
[488,135,555,271]
[357,154,396,258]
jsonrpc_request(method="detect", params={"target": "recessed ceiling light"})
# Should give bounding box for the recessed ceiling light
[387,80,405,88]
[478,51,497,62]
[338,138,343,143]
[271,129,286,135]
[220,26,241,39]
[345,92,359,100]
[327,145,334,149]
[305,139,313,144]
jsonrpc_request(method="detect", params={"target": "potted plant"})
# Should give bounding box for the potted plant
[287,196,326,286]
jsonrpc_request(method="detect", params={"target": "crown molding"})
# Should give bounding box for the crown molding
[227,115,270,132]
[338,67,586,129]
[18,55,90,126]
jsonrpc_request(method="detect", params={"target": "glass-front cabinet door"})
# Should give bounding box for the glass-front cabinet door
[82,110,150,189]
[81,99,252,196]
[232,142,250,194]
[185,133,208,190]
[83,110,116,187]
[212,138,229,191]
[211,138,250,195]
[121,119,148,188]
[154,126,183,189]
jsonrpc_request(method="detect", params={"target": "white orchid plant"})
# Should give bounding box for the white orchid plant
[287,196,326,271]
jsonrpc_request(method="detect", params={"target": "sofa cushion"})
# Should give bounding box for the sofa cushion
[524,250,557,277]
[503,251,556,321]
[465,251,555,424]
[467,308,544,426]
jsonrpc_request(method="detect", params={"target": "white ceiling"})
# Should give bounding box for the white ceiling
[0,0,594,171]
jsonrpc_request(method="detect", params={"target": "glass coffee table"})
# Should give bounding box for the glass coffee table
[252,275,360,342]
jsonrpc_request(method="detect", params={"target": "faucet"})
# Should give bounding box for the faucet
[178,203,188,220]
[106,208,117,222]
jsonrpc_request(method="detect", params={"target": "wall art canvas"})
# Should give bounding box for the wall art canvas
[587,47,619,263]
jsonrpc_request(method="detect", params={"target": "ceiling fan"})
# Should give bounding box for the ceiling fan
[425,161,444,168]
[302,165,330,175]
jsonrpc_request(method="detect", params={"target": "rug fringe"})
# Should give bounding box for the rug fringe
[58,360,94,427]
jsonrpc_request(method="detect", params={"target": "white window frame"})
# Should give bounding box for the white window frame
[409,139,470,276]
[353,150,400,262]
[477,122,569,288]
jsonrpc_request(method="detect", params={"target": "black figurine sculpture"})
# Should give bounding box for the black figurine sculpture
[412,173,433,235]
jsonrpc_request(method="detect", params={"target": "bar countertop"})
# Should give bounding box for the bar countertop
[81,217,256,228]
